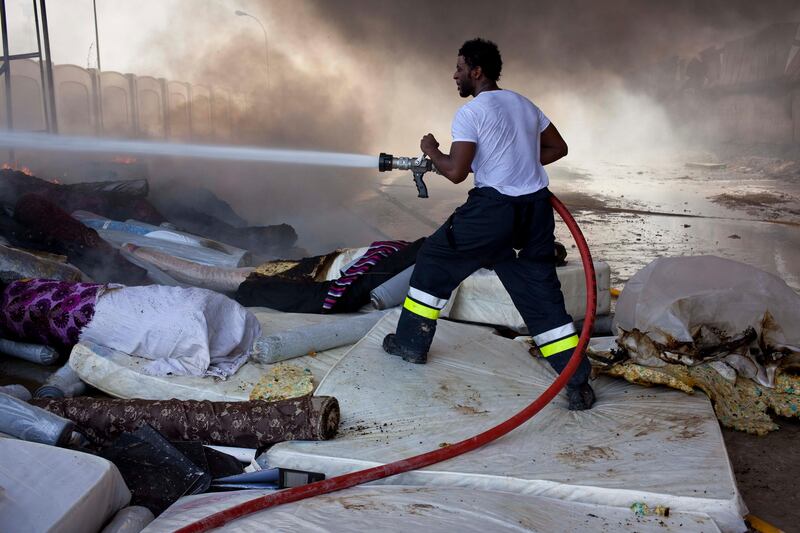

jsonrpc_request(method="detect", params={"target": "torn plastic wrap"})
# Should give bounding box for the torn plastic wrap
[0,391,74,446]
[29,395,340,448]
[614,256,800,386]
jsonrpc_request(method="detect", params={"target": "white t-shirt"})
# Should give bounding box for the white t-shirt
[451,89,551,196]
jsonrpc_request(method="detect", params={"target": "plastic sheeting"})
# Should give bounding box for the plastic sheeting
[79,285,260,378]
[264,311,747,532]
[143,486,721,533]
[614,255,800,348]
[253,311,387,364]
[69,309,354,401]
[443,260,611,332]
[0,438,130,533]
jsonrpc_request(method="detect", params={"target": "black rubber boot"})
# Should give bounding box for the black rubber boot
[382,308,437,364]
[545,349,596,411]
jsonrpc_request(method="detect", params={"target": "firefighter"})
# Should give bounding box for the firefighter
[382,38,595,410]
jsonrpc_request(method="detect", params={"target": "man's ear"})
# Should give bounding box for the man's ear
[471,66,483,80]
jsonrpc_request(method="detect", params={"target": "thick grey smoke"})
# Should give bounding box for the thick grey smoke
[30,1,800,253]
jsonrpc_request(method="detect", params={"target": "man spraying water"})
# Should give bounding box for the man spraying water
[382,38,595,410]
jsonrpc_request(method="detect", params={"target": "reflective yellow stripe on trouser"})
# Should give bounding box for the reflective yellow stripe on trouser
[539,334,579,357]
[403,297,440,320]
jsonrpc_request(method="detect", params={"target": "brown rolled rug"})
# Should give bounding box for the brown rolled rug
[30,395,339,448]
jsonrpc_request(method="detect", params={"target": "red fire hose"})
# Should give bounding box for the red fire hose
[177,194,597,532]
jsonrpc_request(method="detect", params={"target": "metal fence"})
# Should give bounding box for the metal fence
[0,59,253,142]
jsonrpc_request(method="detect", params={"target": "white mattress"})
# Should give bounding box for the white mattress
[143,486,721,532]
[0,438,130,533]
[69,308,351,401]
[444,260,611,332]
[264,311,746,532]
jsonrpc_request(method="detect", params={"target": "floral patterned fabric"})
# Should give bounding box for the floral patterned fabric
[0,278,104,351]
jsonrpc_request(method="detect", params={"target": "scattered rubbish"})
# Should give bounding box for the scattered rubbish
[249,363,314,401]
[0,337,60,365]
[630,501,670,517]
[99,424,211,515]
[34,363,87,398]
[0,391,74,446]
[30,395,340,448]
[0,438,130,533]
[252,311,386,364]
[100,506,155,533]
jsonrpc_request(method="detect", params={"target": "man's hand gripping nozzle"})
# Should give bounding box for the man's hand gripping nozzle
[378,152,439,198]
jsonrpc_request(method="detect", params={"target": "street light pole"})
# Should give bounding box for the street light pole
[92,0,101,71]
[235,9,270,92]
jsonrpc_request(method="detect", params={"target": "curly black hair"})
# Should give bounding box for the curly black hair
[458,38,502,81]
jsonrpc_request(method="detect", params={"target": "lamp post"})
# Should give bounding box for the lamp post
[235,9,270,92]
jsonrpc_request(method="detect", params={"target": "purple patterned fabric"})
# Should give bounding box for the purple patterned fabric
[323,240,409,311]
[0,279,104,351]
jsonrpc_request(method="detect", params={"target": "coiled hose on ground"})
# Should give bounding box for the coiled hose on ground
[177,194,597,532]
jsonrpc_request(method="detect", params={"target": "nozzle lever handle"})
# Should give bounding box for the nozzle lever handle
[412,171,428,198]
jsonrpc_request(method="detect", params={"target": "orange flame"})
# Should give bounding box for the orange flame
[1,162,33,176]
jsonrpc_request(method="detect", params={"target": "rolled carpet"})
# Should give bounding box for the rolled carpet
[30,395,339,448]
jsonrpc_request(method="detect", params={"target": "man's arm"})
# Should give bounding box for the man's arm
[420,134,475,184]
[540,123,568,165]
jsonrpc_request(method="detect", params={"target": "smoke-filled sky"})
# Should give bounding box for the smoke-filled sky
[5,1,800,251]
[7,0,800,158]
